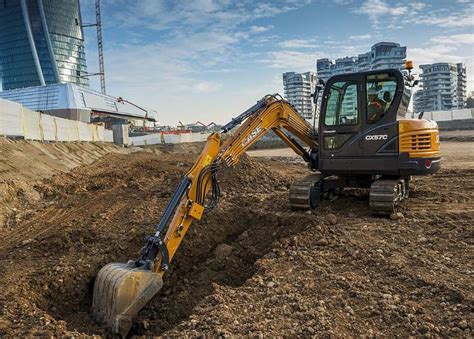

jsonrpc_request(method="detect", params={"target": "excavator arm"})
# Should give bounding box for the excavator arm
[92,94,319,336]
[141,95,318,273]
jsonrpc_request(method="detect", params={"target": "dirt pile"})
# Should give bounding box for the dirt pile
[0,144,473,337]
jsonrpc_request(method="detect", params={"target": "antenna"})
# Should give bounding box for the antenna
[81,0,106,94]
[95,0,106,95]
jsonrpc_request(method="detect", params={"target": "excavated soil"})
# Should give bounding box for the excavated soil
[0,142,473,337]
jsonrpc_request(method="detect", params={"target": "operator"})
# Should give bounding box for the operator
[367,87,385,123]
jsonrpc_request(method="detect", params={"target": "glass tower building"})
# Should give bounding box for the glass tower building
[0,0,88,90]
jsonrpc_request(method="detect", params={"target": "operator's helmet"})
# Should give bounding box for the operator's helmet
[368,87,379,97]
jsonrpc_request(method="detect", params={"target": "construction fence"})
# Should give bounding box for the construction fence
[0,99,113,142]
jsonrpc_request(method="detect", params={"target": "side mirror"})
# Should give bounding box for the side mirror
[312,79,325,105]
[312,86,321,104]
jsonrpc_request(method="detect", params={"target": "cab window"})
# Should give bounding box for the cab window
[324,81,358,126]
[366,74,397,124]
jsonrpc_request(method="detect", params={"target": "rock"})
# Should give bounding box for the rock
[315,238,328,246]
[458,319,468,330]
[0,319,11,330]
[450,327,463,334]
[21,238,35,246]
[214,244,234,258]
[390,212,404,220]
[382,293,392,300]
[418,236,428,243]
[326,213,338,225]
[237,231,249,241]
[142,320,150,330]
[345,305,354,315]
[267,281,275,288]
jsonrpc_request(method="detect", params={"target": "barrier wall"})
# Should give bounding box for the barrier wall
[0,99,112,143]
[130,132,210,146]
[412,108,474,121]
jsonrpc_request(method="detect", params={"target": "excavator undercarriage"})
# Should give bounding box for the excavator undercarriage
[289,174,410,214]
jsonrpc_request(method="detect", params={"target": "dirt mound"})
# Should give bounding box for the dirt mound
[0,147,473,337]
[0,151,303,337]
[0,139,133,229]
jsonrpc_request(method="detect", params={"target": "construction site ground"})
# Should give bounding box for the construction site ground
[0,138,472,337]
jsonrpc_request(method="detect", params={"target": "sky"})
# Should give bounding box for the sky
[80,0,474,125]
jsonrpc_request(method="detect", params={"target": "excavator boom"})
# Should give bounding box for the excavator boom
[92,94,318,336]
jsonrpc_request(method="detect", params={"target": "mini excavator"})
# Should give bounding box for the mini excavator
[92,65,440,336]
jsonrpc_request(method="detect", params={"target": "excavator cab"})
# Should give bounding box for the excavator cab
[317,69,440,177]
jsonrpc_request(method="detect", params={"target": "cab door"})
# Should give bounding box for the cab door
[318,75,363,160]
[360,72,402,158]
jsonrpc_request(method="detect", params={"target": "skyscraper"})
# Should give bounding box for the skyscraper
[0,0,88,90]
[413,63,467,112]
[282,71,316,120]
[316,42,407,81]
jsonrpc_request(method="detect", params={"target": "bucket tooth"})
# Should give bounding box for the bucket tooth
[92,262,163,337]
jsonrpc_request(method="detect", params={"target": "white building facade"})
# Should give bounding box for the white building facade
[413,63,467,112]
[316,42,407,81]
[282,71,316,120]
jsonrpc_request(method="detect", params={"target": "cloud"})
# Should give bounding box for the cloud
[430,34,474,45]
[278,39,318,49]
[333,0,353,4]
[250,25,274,33]
[112,1,310,33]
[195,81,222,93]
[349,34,372,41]
[418,9,474,28]
[354,0,407,18]
[260,50,320,70]
[353,0,428,29]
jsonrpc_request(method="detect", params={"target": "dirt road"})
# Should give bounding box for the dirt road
[0,141,472,337]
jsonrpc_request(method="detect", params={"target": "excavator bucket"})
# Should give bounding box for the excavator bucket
[92,262,163,337]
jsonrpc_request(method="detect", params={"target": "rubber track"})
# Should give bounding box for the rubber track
[289,173,321,210]
[369,178,407,215]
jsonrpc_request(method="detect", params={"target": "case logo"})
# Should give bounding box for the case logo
[242,126,263,147]
[365,134,388,141]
